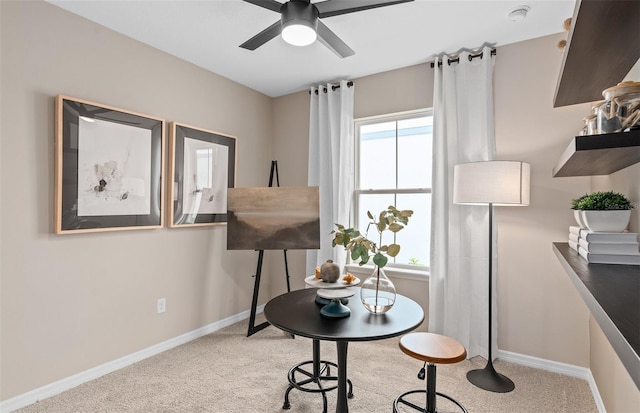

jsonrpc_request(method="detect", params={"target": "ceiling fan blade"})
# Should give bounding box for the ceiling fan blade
[241,0,283,13]
[317,20,354,58]
[316,0,414,18]
[239,20,282,50]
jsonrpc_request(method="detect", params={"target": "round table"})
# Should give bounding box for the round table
[264,287,425,413]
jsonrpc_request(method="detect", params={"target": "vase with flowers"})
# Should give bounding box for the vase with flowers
[331,206,413,314]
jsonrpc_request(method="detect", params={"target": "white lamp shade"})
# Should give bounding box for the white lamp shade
[453,161,530,206]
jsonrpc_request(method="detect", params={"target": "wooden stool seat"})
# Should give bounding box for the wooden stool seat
[393,332,468,413]
[399,332,467,364]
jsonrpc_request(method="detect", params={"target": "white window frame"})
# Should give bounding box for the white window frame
[346,109,432,282]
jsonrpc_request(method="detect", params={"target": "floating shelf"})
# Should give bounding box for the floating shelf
[552,243,640,389]
[553,0,640,108]
[552,130,640,177]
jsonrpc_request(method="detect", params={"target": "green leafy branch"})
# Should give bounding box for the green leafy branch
[331,206,414,269]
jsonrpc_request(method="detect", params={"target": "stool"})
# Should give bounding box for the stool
[393,332,468,413]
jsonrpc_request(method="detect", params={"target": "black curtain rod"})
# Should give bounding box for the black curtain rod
[430,49,496,68]
[310,81,354,95]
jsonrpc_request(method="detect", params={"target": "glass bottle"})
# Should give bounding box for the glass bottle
[360,267,396,314]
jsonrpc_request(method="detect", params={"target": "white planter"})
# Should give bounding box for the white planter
[582,210,632,232]
[573,210,586,228]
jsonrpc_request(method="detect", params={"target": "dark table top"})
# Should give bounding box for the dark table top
[553,243,640,388]
[264,287,425,342]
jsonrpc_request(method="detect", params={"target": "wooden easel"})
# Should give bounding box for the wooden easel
[247,161,291,337]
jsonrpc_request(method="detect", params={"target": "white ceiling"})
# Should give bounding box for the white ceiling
[46,0,576,97]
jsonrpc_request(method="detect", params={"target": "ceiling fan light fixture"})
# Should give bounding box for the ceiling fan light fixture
[281,1,319,46]
[240,0,414,57]
[282,23,317,46]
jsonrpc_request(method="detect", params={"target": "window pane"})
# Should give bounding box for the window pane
[359,122,396,189]
[394,193,431,267]
[398,117,432,189]
[357,193,430,268]
[357,193,395,256]
[354,111,432,272]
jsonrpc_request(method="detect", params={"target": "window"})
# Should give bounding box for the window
[354,110,433,272]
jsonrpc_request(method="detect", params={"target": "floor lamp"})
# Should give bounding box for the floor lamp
[453,160,530,393]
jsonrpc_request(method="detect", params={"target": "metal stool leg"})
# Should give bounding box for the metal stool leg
[426,363,436,413]
[393,363,467,413]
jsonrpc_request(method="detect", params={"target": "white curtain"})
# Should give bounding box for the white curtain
[306,80,355,276]
[429,46,496,359]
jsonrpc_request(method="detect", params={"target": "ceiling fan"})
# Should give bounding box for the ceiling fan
[240,0,414,58]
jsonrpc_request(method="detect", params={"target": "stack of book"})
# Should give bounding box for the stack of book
[568,226,640,265]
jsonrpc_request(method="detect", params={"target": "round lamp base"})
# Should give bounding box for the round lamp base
[467,364,515,393]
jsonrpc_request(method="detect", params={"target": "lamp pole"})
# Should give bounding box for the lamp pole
[466,202,515,392]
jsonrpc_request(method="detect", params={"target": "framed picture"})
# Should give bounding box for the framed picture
[54,95,165,234]
[168,122,237,227]
[227,187,320,250]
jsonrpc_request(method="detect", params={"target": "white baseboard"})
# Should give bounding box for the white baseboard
[0,306,264,413]
[498,350,606,413]
[586,369,608,413]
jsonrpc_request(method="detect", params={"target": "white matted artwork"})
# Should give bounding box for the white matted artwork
[181,137,228,216]
[77,117,152,216]
[54,95,165,234]
[168,122,237,227]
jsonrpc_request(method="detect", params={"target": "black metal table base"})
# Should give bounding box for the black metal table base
[282,340,353,413]
[283,360,354,412]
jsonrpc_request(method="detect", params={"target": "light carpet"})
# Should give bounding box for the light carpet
[17,316,598,413]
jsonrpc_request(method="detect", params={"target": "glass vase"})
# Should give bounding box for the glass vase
[360,267,396,314]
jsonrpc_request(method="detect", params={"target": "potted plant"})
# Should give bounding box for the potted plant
[331,206,413,314]
[571,191,636,232]
[570,193,589,228]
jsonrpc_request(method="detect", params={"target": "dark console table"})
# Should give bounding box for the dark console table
[553,242,640,388]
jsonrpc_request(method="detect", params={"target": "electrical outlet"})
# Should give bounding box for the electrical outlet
[157,298,166,314]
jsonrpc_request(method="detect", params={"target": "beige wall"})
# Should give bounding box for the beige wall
[271,64,433,325]
[274,33,596,367]
[273,33,640,408]
[353,63,432,119]
[591,163,640,233]
[268,90,310,296]
[1,1,275,400]
[273,34,639,409]
[493,34,593,367]
[590,317,640,412]
[2,0,638,406]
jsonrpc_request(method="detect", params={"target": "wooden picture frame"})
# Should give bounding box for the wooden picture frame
[168,122,237,227]
[54,95,165,234]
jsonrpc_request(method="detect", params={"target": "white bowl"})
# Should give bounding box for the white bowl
[582,210,631,232]
[573,210,586,228]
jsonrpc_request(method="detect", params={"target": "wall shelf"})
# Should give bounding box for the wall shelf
[552,130,640,177]
[553,0,640,108]
[553,243,640,389]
